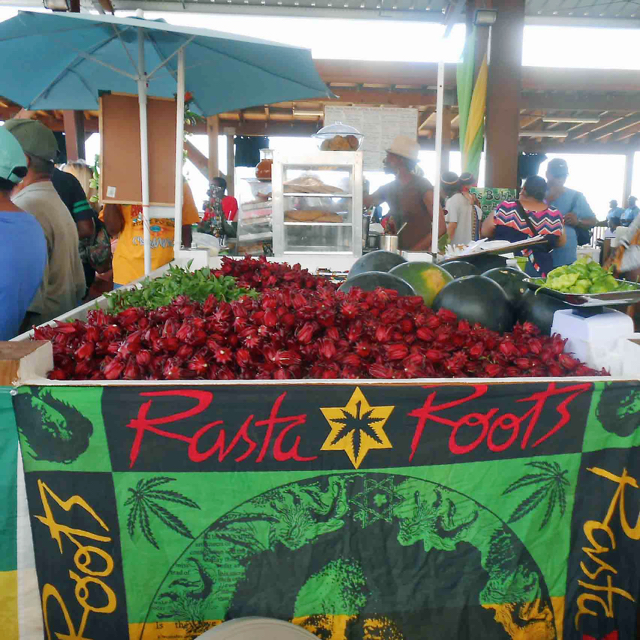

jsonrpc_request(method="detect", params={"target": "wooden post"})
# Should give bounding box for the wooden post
[226,132,235,197]
[0,342,51,386]
[485,0,525,188]
[441,105,452,174]
[207,116,219,181]
[622,149,635,206]
[62,110,86,161]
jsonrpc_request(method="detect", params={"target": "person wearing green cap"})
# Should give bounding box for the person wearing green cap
[0,127,47,339]
[5,119,86,325]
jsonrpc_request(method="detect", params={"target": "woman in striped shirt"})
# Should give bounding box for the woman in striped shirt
[481,175,566,278]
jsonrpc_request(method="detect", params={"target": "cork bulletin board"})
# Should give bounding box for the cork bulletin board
[99,93,177,206]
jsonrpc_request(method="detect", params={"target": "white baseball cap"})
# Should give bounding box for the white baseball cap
[386,135,420,161]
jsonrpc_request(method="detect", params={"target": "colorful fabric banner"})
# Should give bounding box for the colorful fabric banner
[457,28,487,179]
[12,381,640,640]
[0,387,18,640]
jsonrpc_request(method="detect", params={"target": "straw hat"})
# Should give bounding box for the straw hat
[386,135,420,161]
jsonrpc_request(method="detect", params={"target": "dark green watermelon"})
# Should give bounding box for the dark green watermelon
[517,290,572,335]
[432,275,515,332]
[440,260,479,279]
[462,253,508,272]
[482,268,528,308]
[338,271,416,296]
[348,251,407,279]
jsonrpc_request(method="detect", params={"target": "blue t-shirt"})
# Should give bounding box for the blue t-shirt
[547,188,594,268]
[607,206,624,227]
[620,205,639,227]
[0,211,47,340]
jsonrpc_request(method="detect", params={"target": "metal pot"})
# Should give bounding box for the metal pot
[380,235,399,253]
[365,234,381,250]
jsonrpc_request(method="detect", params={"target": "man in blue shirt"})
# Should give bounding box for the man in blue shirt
[0,127,47,339]
[620,196,639,227]
[606,199,624,230]
[545,158,597,268]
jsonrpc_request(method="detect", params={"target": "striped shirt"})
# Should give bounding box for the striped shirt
[494,200,564,277]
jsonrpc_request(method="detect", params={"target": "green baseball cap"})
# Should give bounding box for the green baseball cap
[0,127,28,184]
[3,119,58,162]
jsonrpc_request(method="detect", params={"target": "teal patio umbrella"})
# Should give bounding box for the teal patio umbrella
[0,10,332,273]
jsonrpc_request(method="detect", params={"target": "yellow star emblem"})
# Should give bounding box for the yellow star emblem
[320,387,394,469]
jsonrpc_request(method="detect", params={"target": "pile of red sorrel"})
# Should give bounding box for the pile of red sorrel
[34,258,607,381]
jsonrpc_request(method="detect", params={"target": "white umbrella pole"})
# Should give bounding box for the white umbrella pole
[431,57,445,256]
[173,47,185,256]
[138,27,152,276]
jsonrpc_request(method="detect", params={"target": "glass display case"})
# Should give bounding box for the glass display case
[272,151,363,258]
[237,177,273,256]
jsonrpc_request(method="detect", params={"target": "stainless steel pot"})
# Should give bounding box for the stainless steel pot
[365,234,381,250]
[380,235,399,252]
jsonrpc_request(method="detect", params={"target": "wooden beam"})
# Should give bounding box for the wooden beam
[314,59,457,88]
[329,88,436,108]
[485,0,525,189]
[207,116,219,181]
[62,110,86,161]
[521,93,640,112]
[589,114,640,141]
[185,140,208,179]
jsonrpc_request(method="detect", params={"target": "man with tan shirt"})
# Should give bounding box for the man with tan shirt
[6,121,85,326]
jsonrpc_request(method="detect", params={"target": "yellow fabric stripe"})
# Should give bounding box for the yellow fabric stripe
[464,54,488,157]
[0,570,18,640]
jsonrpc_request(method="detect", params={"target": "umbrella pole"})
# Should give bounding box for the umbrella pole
[431,57,445,256]
[174,47,185,257]
[138,27,152,276]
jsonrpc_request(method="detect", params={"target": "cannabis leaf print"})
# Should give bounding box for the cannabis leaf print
[502,461,569,530]
[125,476,200,549]
[329,400,385,464]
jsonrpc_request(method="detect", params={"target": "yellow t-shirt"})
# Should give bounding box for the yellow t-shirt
[112,182,200,285]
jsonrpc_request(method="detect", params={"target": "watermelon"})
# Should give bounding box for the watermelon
[517,289,572,335]
[482,267,528,308]
[462,253,508,272]
[440,260,479,279]
[338,271,416,296]
[432,275,515,333]
[388,262,453,307]
[348,251,406,279]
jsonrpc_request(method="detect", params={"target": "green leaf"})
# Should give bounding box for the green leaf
[141,476,176,491]
[507,483,551,524]
[146,500,194,540]
[127,501,139,538]
[525,461,559,474]
[502,473,552,495]
[539,485,558,530]
[138,502,159,549]
[146,489,200,510]
[557,482,568,516]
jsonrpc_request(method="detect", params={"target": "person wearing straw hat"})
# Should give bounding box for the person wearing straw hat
[364,135,445,251]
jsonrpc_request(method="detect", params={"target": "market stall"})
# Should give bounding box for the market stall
[2,252,639,640]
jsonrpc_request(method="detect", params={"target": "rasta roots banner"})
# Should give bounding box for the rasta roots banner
[12,380,640,640]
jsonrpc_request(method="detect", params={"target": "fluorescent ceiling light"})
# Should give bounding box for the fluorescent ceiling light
[44,0,70,9]
[293,109,324,117]
[519,131,568,138]
[541,116,600,124]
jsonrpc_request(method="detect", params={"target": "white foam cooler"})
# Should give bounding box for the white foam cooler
[551,308,635,373]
